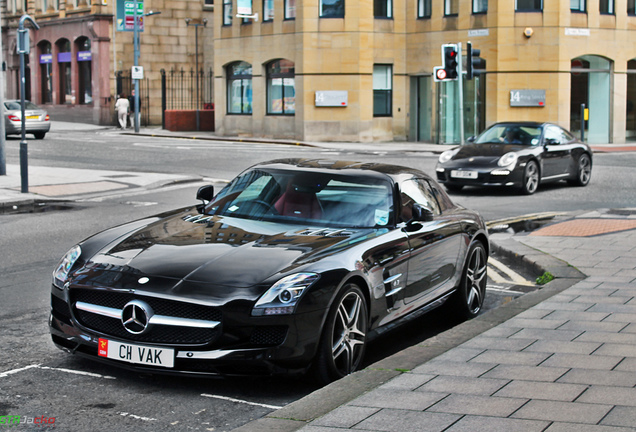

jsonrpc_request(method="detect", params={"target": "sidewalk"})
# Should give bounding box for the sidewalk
[2,123,636,431]
[234,209,636,432]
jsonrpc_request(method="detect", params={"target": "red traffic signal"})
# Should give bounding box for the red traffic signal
[442,44,459,80]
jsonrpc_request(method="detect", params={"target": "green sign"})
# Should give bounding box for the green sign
[116,0,144,32]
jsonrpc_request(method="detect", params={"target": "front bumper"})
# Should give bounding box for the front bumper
[49,287,326,376]
[435,165,523,188]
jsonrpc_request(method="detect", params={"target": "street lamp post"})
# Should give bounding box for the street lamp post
[185,18,207,132]
[132,2,160,133]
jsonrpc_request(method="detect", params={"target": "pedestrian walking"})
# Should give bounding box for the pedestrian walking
[115,94,130,130]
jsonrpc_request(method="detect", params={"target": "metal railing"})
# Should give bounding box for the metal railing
[160,68,214,128]
[115,70,150,126]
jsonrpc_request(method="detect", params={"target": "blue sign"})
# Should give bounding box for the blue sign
[58,52,71,63]
[40,53,53,64]
[78,51,92,62]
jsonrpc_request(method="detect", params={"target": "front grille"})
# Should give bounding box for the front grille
[250,326,288,346]
[70,288,221,346]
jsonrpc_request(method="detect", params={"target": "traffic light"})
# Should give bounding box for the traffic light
[466,42,484,80]
[442,44,459,80]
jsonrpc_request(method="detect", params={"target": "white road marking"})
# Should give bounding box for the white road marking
[118,412,157,421]
[200,393,283,410]
[489,257,535,286]
[0,364,115,380]
[0,364,41,378]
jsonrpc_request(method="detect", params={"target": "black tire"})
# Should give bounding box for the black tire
[520,160,539,195]
[34,132,46,139]
[314,283,368,384]
[567,153,592,187]
[445,184,464,193]
[451,241,487,320]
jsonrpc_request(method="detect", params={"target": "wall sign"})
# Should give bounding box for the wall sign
[315,91,348,107]
[510,89,546,107]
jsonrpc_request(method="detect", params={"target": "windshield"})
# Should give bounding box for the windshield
[206,168,394,228]
[475,125,542,146]
[4,101,40,110]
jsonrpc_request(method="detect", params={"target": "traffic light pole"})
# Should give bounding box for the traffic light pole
[457,43,464,145]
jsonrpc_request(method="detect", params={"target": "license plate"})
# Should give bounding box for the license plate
[26,115,39,120]
[450,170,478,179]
[98,338,174,368]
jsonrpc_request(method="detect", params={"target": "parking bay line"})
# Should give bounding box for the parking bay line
[200,394,283,410]
[488,257,535,286]
[0,364,116,380]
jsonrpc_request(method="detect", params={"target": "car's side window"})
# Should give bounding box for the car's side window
[399,179,441,222]
[544,126,569,144]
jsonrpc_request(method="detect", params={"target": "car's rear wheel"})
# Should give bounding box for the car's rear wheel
[314,283,368,384]
[34,132,46,139]
[520,160,539,195]
[445,184,464,193]
[451,241,487,320]
[567,153,592,187]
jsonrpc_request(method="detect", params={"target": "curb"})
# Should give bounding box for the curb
[231,235,587,432]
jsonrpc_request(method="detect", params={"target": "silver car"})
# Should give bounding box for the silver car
[4,100,51,139]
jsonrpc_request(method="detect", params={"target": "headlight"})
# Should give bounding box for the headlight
[498,152,518,168]
[251,273,319,316]
[438,149,458,164]
[52,245,81,288]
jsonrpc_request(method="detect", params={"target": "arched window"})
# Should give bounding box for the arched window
[227,62,252,114]
[76,37,92,104]
[56,38,72,104]
[38,40,53,104]
[266,59,295,115]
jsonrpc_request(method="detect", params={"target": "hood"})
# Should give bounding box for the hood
[80,211,368,289]
[454,143,525,161]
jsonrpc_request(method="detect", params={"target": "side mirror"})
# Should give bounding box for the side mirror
[196,185,214,203]
[466,136,476,143]
[411,203,434,222]
[544,138,559,146]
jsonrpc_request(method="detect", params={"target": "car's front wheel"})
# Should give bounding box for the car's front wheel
[451,241,487,320]
[314,283,368,384]
[520,160,539,195]
[567,153,592,187]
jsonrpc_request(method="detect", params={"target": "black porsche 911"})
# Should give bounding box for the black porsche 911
[435,122,593,194]
[50,159,488,383]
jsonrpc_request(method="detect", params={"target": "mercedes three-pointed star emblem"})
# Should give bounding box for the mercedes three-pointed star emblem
[121,300,153,335]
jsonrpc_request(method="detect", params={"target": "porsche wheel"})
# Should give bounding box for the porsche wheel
[452,241,487,320]
[314,284,368,384]
[520,160,539,195]
[567,153,592,187]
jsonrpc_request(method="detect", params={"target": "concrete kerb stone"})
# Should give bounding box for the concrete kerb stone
[232,235,587,432]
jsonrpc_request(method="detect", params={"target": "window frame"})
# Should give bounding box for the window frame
[472,0,487,14]
[227,62,253,115]
[320,0,345,18]
[515,0,542,12]
[570,0,586,12]
[599,0,614,14]
[263,0,275,21]
[267,59,295,116]
[417,0,431,18]
[285,0,296,19]
[374,0,393,18]
[223,0,233,26]
[373,64,393,117]
[629,0,636,14]
[444,0,459,16]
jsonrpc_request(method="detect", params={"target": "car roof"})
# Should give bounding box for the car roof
[489,121,552,128]
[247,158,430,181]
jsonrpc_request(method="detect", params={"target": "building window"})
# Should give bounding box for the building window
[320,0,344,17]
[417,0,431,17]
[375,0,392,17]
[629,0,636,14]
[39,0,59,12]
[267,60,295,115]
[223,0,233,25]
[204,0,214,6]
[56,38,72,105]
[38,41,53,104]
[444,0,458,15]
[227,62,252,114]
[600,0,614,13]
[373,64,392,117]
[516,0,542,11]
[285,0,296,18]
[571,0,585,11]
[76,37,92,105]
[473,0,487,13]
[263,0,274,20]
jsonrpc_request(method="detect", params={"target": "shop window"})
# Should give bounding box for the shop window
[600,0,614,13]
[473,0,487,13]
[320,0,344,17]
[375,0,392,18]
[223,0,233,25]
[38,41,53,104]
[227,62,252,114]
[516,0,542,11]
[444,0,458,15]
[571,0,585,11]
[417,0,431,17]
[56,38,72,105]
[285,0,296,18]
[263,0,274,20]
[76,37,92,105]
[267,60,295,115]
[373,64,392,117]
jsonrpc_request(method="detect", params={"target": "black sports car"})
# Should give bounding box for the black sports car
[50,159,488,383]
[436,122,593,194]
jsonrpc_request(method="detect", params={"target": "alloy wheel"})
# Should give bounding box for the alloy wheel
[465,244,487,315]
[331,290,367,376]
[522,161,539,194]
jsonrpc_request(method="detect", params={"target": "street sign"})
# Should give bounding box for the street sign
[131,66,144,79]
[117,0,144,32]
[17,29,30,54]
[510,90,546,107]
